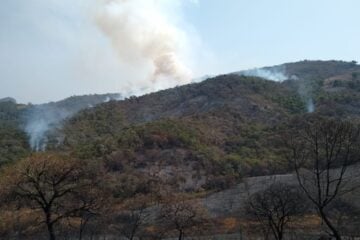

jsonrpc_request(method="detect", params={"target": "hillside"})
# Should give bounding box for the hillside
[2,60,360,183]
[0,93,121,165]
[48,60,360,193]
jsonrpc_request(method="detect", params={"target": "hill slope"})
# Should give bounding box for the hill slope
[52,60,360,192]
[0,93,121,165]
[1,60,360,191]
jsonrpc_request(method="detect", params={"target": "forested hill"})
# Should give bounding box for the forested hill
[40,60,360,192]
[1,60,360,188]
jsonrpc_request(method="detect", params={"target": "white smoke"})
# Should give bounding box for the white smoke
[297,80,315,113]
[238,66,316,113]
[26,120,48,151]
[306,98,315,113]
[239,67,288,82]
[24,94,121,151]
[24,106,71,151]
[94,0,194,94]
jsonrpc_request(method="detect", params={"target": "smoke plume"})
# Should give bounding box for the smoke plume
[23,94,121,151]
[24,106,70,151]
[239,66,288,82]
[238,66,316,113]
[298,82,315,113]
[95,0,193,93]
[306,98,315,113]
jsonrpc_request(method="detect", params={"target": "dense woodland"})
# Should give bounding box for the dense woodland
[1,60,360,239]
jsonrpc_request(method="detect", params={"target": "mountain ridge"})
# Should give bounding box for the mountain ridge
[1,60,360,178]
[43,60,360,192]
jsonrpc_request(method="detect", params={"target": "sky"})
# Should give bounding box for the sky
[1,0,359,104]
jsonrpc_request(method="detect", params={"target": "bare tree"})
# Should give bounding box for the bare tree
[159,197,207,240]
[112,195,150,240]
[247,182,307,240]
[0,153,103,240]
[285,118,360,240]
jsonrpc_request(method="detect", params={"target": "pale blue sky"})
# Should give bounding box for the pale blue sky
[186,0,360,71]
[1,0,359,103]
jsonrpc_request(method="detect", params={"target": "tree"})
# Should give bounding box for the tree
[112,195,150,240]
[0,153,102,240]
[285,118,360,240]
[247,182,307,240]
[159,197,208,240]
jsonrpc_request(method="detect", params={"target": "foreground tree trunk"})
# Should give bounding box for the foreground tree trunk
[319,209,341,240]
[46,211,56,240]
[178,229,184,240]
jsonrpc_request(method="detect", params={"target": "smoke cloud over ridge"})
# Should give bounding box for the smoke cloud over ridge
[0,0,202,103]
[95,0,194,94]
